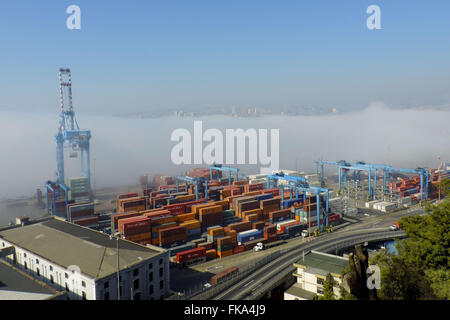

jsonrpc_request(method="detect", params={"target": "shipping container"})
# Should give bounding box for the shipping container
[237,229,263,244]
[210,267,239,285]
[176,247,206,263]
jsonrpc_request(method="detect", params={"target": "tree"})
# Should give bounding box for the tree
[371,249,435,300]
[345,244,378,300]
[369,186,450,300]
[322,273,336,300]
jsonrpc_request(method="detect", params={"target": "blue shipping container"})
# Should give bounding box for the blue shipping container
[237,230,263,244]
[255,194,273,201]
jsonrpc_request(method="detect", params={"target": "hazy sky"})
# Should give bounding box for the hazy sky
[1,103,449,200]
[0,0,449,114]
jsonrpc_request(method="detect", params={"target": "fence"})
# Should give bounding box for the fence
[173,249,288,300]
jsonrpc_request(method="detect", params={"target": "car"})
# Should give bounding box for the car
[389,225,398,231]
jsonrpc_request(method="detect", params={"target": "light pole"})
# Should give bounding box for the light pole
[93,157,96,197]
[110,232,120,300]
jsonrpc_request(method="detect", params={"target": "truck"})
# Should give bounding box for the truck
[253,242,264,252]
[389,221,401,231]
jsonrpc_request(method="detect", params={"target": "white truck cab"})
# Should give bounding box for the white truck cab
[253,242,264,252]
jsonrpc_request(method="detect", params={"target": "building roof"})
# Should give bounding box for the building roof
[0,218,165,280]
[294,251,348,276]
[285,283,317,300]
[0,259,64,300]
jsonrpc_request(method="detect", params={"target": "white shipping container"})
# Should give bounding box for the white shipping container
[379,202,396,212]
[399,197,412,205]
[365,200,380,209]
[237,229,259,237]
[276,219,297,231]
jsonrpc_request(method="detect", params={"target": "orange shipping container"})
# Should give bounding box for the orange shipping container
[118,196,147,213]
[180,220,201,230]
[125,232,152,242]
[176,194,196,202]
[198,205,222,215]
[245,214,260,222]
[206,249,217,259]
[192,203,216,214]
[176,212,196,222]
[212,200,229,211]
[217,250,233,258]
[233,180,249,186]
[243,191,263,196]
[209,226,225,236]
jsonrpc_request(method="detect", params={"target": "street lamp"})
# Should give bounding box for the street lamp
[109,232,121,300]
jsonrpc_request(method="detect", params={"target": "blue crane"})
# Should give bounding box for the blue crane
[46,69,92,215]
[266,173,330,229]
[356,163,430,200]
[317,159,430,200]
[175,176,209,201]
[266,172,309,189]
[55,68,92,186]
[210,165,239,185]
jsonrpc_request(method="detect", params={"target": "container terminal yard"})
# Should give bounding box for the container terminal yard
[0,69,449,300]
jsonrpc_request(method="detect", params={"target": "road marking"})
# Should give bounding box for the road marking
[243,280,254,287]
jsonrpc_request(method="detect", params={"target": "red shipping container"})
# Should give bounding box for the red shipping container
[73,215,99,227]
[262,188,280,196]
[119,216,151,236]
[176,247,206,263]
[163,204,186,215]
[233,245,245,254]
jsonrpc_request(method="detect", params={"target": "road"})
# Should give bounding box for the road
[172,205,424,297]
[210,228,406,300]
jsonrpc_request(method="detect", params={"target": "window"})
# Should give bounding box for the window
[65,272,69,279]
[24,262,28,270]
[35,259,39,264]
[149,272,153,282]
[317,287,324,294]
[104,281,109,289]
[159,259,163,265]
[148,263,153,270]
[82,281,86,288]
[49,265,53,271]
[133,268,139,277]
[50,275,54,284]
[65,283,69,292]
[36,268,40,277]
[104,292,110,300]
[2,242,4,247]
[133,279,140,290]
[82,292,87,300]
[317,278,324,285]
[149,285,154,294]
[24,253,27,258]
[159,280,164,290]
[159,268,163,277]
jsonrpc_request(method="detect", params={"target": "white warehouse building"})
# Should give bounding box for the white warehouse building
[284,251,349,300]
[0,217,170,300]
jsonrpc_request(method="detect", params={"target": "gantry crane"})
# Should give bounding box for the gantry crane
[266,172,330,229]
[46,68,92,215]
[55,68,92,186]
[210,165,239,185]
[316,159,430,200]
[175,176,209,201]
